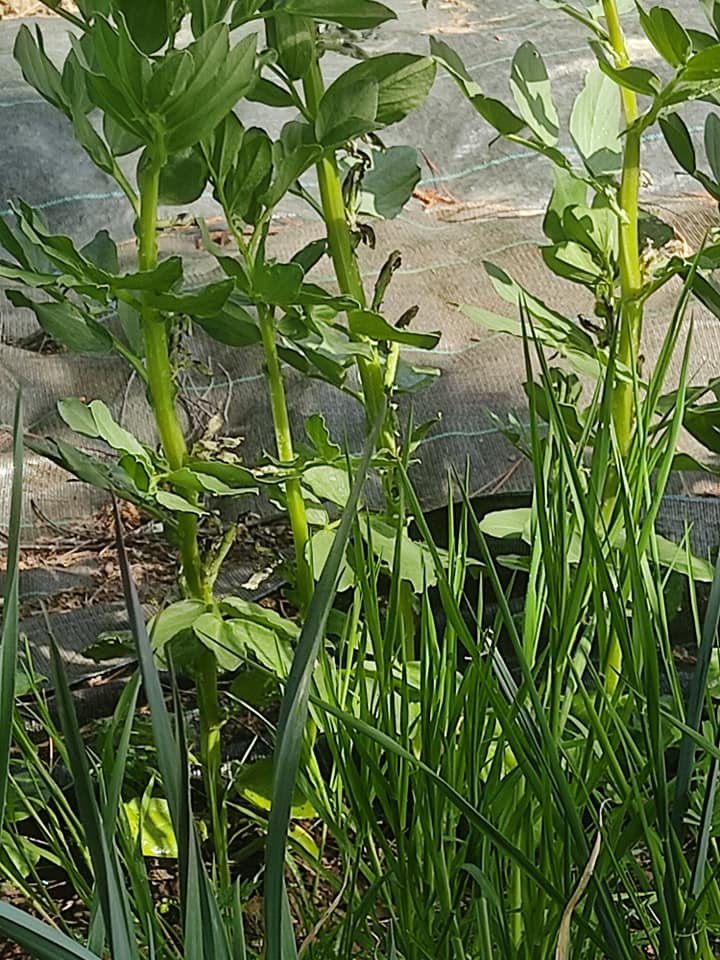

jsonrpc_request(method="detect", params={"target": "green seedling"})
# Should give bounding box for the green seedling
[433,0,720,686]
[0,0,439,880]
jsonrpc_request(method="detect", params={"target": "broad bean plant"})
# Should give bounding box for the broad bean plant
[0,0,438,884]
[434,0,720,683]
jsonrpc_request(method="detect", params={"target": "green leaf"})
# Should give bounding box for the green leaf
[187,0,234,35]
[122,798,178,858]
[348,309,440,349]
[510,42,559,145]
[115,0,172,54]
[13,25,68,115]
[303,465,350,507]
[155,491,206,515]
[90,400,149,459]
[430,37,481,95]
[145,279,234,317]
[277,0,396,29]
[159,148,209,205]
[569,67,622,175]
[91,16,152,121]
[192,611,277,672]
[193,300,261,346]
[25,437,169,522]
[220,125,274,224]
[103,113,144,157]
[0,902,102,960]
[638,4,691,67]
[149,600,208,655]
[186,459,258,489]
[682,43,720,80]
[308,526,353,588]
[220,596,299,640]
[315,73,379,147]
[61,46,92,114]
[358,145,421,219]
[705,113,720,182]
[660,112,697,173]
[253,262,304,306]
[0,396,22,836]
[431,36,527,138]
[483,261,597,356]
[72,111,119,180]
[81,230,119,274]
[304,413,341,459]
[58,398,149,461]
[163,30,258,153]
[478,507,531,540]
[232,757,314,818]
[291,238,327,274]
[9,199,112,289]
[11,293,112,354]
[247,76,295,108]
[115,257,184,292]
[701,0,720,37]
[471,94,526,135]
[339,54,437,127]
[591,40,661,95]
[543,168,587,243]
[363,516,437,591]
[263,143,322,208]
[266,12,315,80]
[541,240,603,287]
[57,397,100,437]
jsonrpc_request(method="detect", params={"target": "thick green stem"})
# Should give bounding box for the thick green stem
[196,647,230,894]
[603,0,643,460]
[302,62,394,453]
[138,159,226,885]
[221,209,313,610]
[138,167,209,603]
[601,0,643,694]
[257,303,313,609]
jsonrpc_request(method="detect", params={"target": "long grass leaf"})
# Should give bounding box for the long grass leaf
[113,502,231,960]
[0,902,100,960]
[690,722,720,896]
[88,672,142,955]
[264,406,385,960]
[314,696,567,908]
[48,633,139,960]
[673,548,720,832]
[114,503,181,825]
[0,393,23,831]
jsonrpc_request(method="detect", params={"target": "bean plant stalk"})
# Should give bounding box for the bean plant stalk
[212,199,314,611]
[603,0,643,460]
[302,60,396,457]
[137,157,229,892]
[257,299,313,609]
[601,0,643,692]
[301,52,418,640]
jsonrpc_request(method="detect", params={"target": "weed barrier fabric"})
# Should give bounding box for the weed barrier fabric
[2,3,720,675]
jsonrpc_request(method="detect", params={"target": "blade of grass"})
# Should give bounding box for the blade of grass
[264,405,385,960]
[312,695,568,910]
[88,671,142,956]
[673,547,720,833]
[0,392,23,831]
[690,720,720,897]
[48,632,140,960]
[113,500,232,960]
[0,902,101,960]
